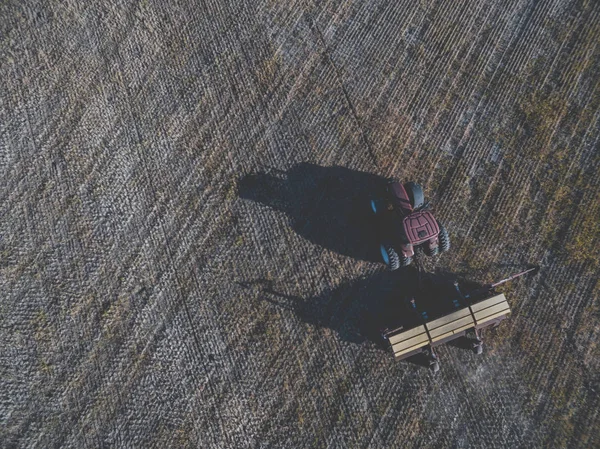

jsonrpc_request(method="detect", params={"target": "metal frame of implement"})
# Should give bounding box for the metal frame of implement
[383,267,536,370]
[386,293,510,360]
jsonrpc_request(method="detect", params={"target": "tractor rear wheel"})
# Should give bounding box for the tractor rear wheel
[370,199,380,214]
[369,200,385,215]
[380,244,400,270]
[438,224,450,253]
[424,245,439,257]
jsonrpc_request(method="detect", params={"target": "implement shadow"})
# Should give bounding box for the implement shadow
[238,163,389,263]
[237,268,485,369]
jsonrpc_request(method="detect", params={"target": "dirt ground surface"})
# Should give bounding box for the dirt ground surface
[1,0,600,448]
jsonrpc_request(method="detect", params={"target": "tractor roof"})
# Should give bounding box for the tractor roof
[403,211,439,244]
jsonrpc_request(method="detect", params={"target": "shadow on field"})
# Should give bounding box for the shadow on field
[237,163,389,263]
[237,268,484,369]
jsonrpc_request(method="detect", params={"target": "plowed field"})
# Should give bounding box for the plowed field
[1,0,599,447]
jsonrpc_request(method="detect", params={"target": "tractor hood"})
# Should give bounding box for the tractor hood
[403,211,439,244]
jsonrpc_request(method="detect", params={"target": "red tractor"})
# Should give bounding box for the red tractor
[371,181,450,269]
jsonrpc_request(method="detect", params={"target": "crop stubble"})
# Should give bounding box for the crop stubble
[1,0,599,448]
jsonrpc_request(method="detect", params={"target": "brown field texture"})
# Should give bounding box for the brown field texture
[1,0,600,448]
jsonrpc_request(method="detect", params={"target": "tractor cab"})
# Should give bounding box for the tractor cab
[403,211,440,244]
[372,180,449,268]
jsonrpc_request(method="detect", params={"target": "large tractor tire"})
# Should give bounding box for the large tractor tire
[370,199,381,215]
[380,244,400,270]
[400,253,413,267]
[424,244,439,257]
[370,199,376,214]
[438,223,450,253]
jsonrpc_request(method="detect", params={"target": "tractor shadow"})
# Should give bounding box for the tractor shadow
[237,163,389,263]
[237,268,484,369]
